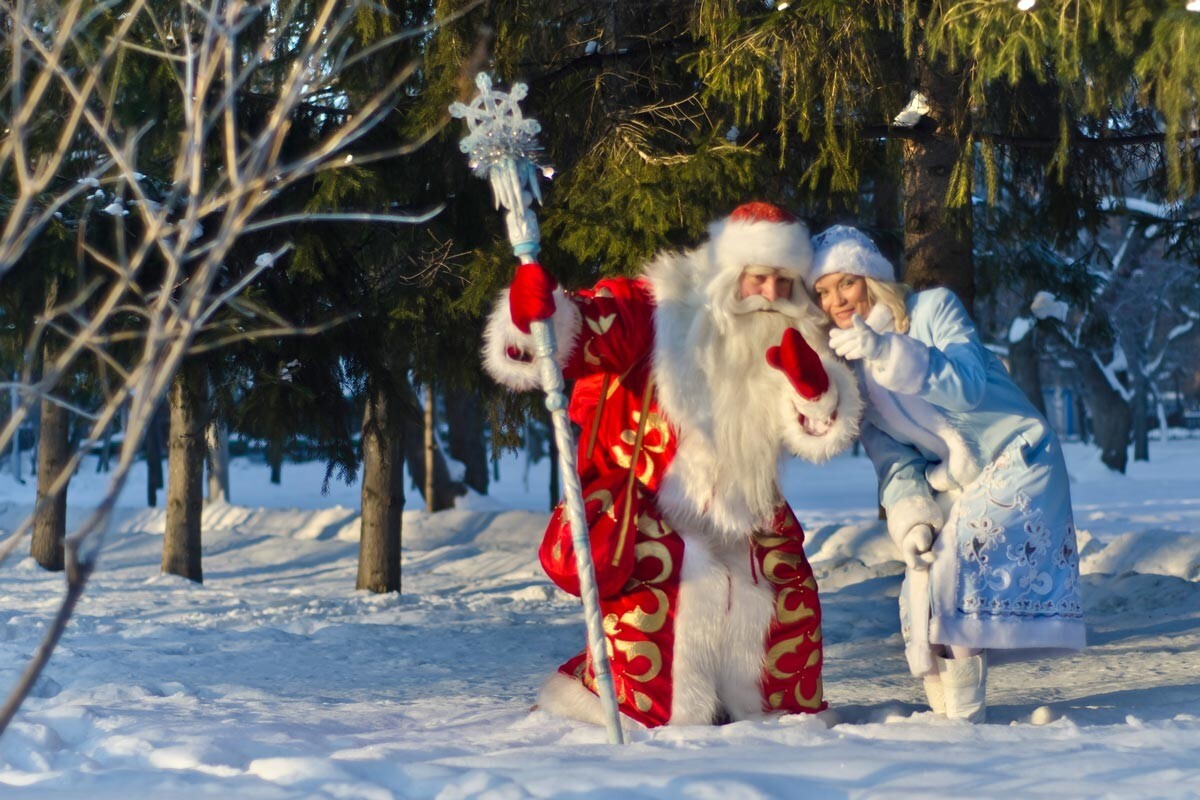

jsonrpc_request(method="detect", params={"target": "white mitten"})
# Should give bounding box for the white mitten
[900,523,936,570]
[828,314,889,362]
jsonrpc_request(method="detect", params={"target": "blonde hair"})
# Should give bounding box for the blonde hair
[864,277,912,334]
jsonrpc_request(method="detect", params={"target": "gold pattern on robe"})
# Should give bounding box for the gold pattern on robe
[603,613,620,635]
[633,690,653,713]
[768,670,823,711]
[793,676,823,709]
[637,513,671,539]
[762,549,809,585]
[764,635,811,680]
[619,586,669,633]
[586,312,617,336]
[585,488,617,522]
[633,541,673,585]
[775,587,816,624]
[612,410,670,484]
[753,533,788,550]
[583,339,603,367]
[614,640,663,682]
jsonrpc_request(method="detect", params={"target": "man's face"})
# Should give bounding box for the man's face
[738,267,794,303]
[813,272,871,329]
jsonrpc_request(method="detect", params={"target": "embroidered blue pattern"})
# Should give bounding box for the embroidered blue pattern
[954,439,1082,620]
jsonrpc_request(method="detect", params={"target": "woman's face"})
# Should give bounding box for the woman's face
[813,273,872,329]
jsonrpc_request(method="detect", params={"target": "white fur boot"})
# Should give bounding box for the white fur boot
[922,674,946,716]
[935,652,987,723]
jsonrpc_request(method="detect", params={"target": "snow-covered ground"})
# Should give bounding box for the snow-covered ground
[1,439,1199,798]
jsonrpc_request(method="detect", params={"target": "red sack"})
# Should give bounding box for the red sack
[539,469,641,599]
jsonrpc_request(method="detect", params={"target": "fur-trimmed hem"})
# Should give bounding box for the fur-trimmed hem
[780,356,863,464]
[867,332,930,395]
[481,287,581,392]
[886,494,944,548]
[537,672,644,731]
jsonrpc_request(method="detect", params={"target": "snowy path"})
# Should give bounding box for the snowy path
[1,441,1199,798]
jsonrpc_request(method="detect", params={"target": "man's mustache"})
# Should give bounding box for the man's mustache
[728,294,806,317]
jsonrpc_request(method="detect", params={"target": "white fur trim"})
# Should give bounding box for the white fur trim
[886,494,944,549]
[708,215,813,285]
[536,672,642,731]
[779,355,863,464]
[866,332,930,395]
[481,286,581,391]
[806,225,895,289]
[670,535,776,724]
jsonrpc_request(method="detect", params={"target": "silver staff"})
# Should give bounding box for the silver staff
[451,73,624,745]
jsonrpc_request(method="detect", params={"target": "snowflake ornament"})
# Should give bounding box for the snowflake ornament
[449,73,546,210]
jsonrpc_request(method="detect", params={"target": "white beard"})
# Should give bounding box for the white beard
[655,290,827,543]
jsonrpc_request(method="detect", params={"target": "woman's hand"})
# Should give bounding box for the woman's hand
[901,524,936,570]
[829,314,888,361]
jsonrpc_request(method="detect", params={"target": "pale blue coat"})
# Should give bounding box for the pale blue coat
[856,288,1085,674]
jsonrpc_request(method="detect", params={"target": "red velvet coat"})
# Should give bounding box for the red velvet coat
[536,276,825,727]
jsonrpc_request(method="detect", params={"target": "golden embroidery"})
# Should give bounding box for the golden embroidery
[585,488,617,522]
[583,339,602,367]
[633,691,653,713]
[764,635,809,680]
[775,587,816,624]
[637,513,670,539]
[633,541,673,585]
[762,549,808,585]
[586,312,616,336]
[611,379,655,565]
[768,690,785,709]
[793,676,823,709]
[614,640,663,682]
[603,613,619,635]
[619,587,669,633]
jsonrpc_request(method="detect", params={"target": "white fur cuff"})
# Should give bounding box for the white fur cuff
[885,494,944,549]
[780,356,863,463]
[481,287,582,391]
[867,333,929,395]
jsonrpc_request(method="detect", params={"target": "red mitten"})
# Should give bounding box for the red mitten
[508,261,557,334]
[766,327,829,400]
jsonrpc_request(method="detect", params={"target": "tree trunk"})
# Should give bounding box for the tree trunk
[8,381,22,483]
[145,408,163,507]
[31,395,69,571]
[206,420,230,504]
[445,387,488,495]
[547,414,560,511]
[402,379,459,510]
[1131,359,1150,462]
[901,40,975,312]
[424,383,436,513]
[1008,328,1047,416]
[1075,358,1130,473]
[1075,391,1090,444]
[162,362,208,582]
[267,436,283,484]
[357,383,405,593]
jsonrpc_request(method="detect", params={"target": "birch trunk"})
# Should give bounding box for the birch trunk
[424,383,435,513]
[206,421,230,504]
